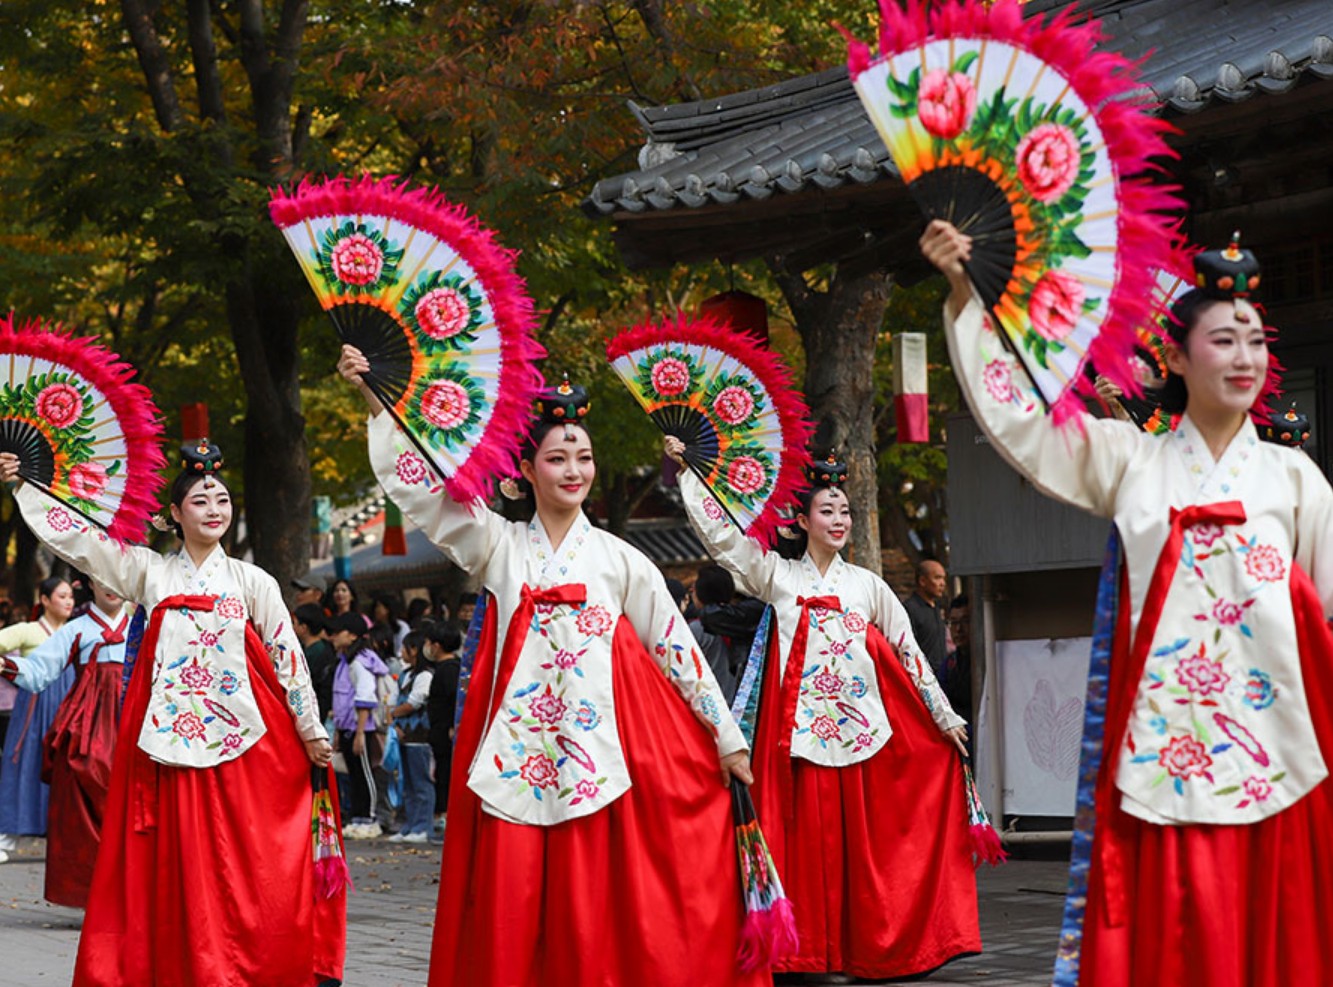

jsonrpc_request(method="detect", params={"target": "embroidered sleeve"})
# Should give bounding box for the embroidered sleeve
[248,572,326,742]
[945,296,1141,518]
[367,412,506,579]
[678,470,783,599]
[9,621,79,694]
[870,575,965,732]
[1293,452,1333,617]
[15,483,156,602]
[622,551,748,757]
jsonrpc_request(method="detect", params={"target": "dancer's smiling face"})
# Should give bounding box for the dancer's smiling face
[1166,298,1268,420]
[521,424,595,513]
[798,487,851,553]
[170,476,233,549]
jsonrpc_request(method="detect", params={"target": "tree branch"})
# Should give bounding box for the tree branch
[120,0,184,131]
[186,0,228,124]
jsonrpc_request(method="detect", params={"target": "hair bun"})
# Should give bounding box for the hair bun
[180,438,224,474]
[806,450,848,489]
[535,375,591,425]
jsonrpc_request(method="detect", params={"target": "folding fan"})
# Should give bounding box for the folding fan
[0,314,165,543]
[607,313,812,546]
[270,176,545,501]
[847,0,1183,421]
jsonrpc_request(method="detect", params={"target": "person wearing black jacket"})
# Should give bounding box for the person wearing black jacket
[424,621,462,828]
[293,603,337,722]
[689,565,765,704]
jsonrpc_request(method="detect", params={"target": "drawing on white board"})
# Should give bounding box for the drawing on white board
[1023,679,1083,780]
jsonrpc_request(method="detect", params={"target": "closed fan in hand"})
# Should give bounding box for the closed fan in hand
[847,0,1183,421]
[0,314,165,543]
[270,176,545,500]
[607,313,811,546]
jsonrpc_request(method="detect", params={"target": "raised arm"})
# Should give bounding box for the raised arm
[620,548,749,767]
[246,570,327,744]
[676,466,784,601]
[922,220,1140,518]
[5,620,79,693]
[13,484,157,603]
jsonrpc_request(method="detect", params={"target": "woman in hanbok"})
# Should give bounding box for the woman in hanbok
[668,437,981,980]
[922,219,1333,987]
[339,347,767,987]
[0,575,75,858]
[0,579,128,907]
[0,440,344,987]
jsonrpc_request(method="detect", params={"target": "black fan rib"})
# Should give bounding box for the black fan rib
[327,301,415,408]
[910,165,1017,311]
[0,419,56,487]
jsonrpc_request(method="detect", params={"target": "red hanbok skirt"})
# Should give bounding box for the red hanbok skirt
[1080,565,1333,987]
[41,660,121,908]
[429,607,769,987]
[751,624,981,978]
[72,597,345,987]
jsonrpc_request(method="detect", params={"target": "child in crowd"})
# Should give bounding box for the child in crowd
[330,612,390,839]
[387,630,433,843]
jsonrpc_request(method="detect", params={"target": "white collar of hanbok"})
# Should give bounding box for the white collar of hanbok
[801,551,847,594]
[177,543,231,591]
[1173,414,1259,500]
[528,513,592,581]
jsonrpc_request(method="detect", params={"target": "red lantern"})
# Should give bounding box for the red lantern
[892,333,929,444]
[700,290,768,343]
[180,403,210,442]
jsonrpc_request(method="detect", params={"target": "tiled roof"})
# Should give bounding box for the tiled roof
[585,0,1333,220]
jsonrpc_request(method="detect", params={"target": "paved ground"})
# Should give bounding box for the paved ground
[0,838,1068,986]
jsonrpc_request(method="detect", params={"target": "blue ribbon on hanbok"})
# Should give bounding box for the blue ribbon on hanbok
[1052,526,1121,987]
[729,605,774,748]
[119,604,148,705]
[453,590,490,731]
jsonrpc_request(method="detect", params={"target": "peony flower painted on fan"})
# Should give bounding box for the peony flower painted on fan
[1029,270,1085,341]
[713,385,756,425]
[917,70,977,140]
[419,380,473,431]
[415,286,472,341]
[68,462,108,500]
[726,456,768,496]
[35,382,84,429]
[330,232,384,286]
[1016,123,1083,204]
[650,357,691,397]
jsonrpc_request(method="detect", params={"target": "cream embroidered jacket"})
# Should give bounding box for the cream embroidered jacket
[369,413,747,826]
[946,295,1333,825]
[679,471,964,768]
[16,484,326,768]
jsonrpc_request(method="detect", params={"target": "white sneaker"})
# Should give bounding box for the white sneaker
[360,821,382,838]
[0,849,9,864]
[387,831,408,842]
[401,831,428,844]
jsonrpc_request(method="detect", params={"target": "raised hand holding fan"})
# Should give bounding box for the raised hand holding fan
[270,176,545,501]
[0,315,165,543]
[847,0,1183,422]
[607,312,811,546]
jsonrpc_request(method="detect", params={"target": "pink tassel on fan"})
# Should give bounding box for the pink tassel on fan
[738,896,799,973]
[969,821,1008,867]
[315,853,354,900]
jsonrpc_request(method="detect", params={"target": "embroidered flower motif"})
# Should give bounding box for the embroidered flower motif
[1015,123,1082,204]
[218,670,240,696]
[575,605,613,637]
[419,380,472,431]
[46,506,74,532]
[828,640,849,657]
[700,693,720,724]
[35,382,83,429]
[702,498,725,521]
[982,359,1014,403]
[172,711,208,742]
[1159,735,1212,780]
[414,286,471,341]
[917,69,976,139]
[1211,599,1244,626]
[180,662,214,690]
[853,732,875,752]
[395,450,428,486]
[528,688,567,726]
[552,649,580,670]
[1245,544,1285,583]
[1175,649,1230,696]
[650,357,691,397]
[67,462,108,500]
[574,699,601,731]
[330,232,383,286]
[215,597,246,622]
[812,669,845,696]
[221,733,244,752]
[1029,270,1085,342]
[843,611,867,634]
[518,753,560,790]
[1244,669,1277,711]
[204,698,240,727]
[712,385,755,425]
[197,630,220,648]
[726,456,767,496]
[574,779,600,800]
[1242,775,1272,802]
[811,714,841,742]
[1191,524,1224,548]
[848,676,868,699]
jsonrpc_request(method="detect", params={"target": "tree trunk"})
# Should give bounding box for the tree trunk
[772,264,893,576]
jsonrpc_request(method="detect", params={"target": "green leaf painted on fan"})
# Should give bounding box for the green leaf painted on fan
[952,51,978,75]
[106,460,121,477]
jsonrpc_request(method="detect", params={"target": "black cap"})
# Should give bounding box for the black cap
[291,577,319,592]
[535,374,591,425]
[293,603,327,633]
[181,438,224,474]
[1194,232,1261,301]
[328,611,370,636]
[806,450,849,489]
